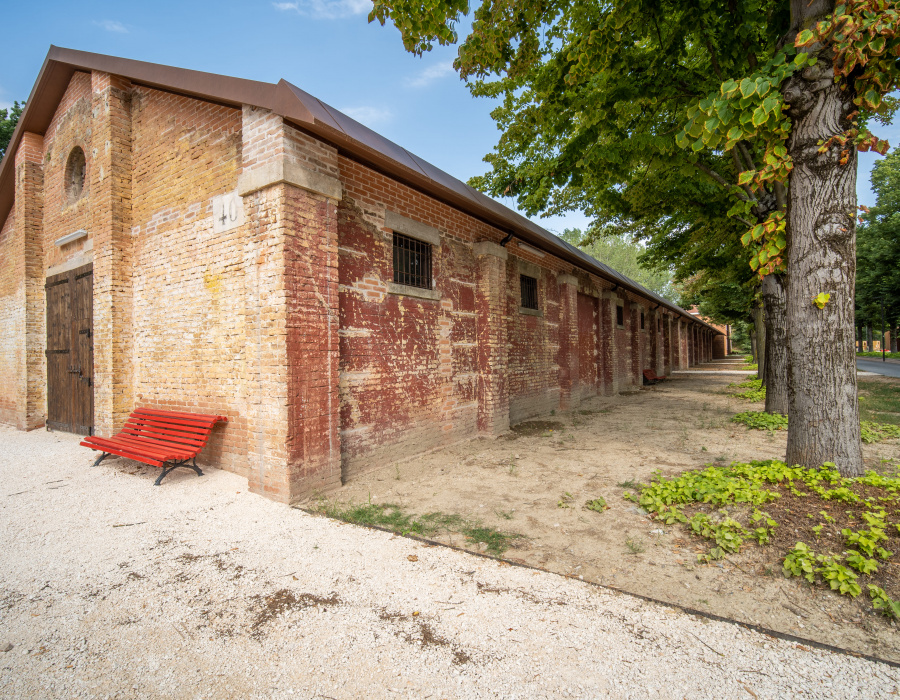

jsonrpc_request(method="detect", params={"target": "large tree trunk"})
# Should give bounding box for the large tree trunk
[892,325,898,353]
[783,3,864,475]
[752,302,766,382]
[867,324,873,352]
[762,274,789,415]
[750,329,758,364]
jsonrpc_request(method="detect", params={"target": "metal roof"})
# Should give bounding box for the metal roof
[0,46,720,334]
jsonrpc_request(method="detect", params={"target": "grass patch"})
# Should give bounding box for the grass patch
[617,479,644,491]
[858,351,900,359]
[858,377,900,427]
[628,460,900,619]
[316,500,523,555]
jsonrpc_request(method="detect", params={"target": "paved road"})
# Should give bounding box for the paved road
[858,358,900,378]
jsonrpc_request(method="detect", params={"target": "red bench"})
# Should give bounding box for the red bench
[643,369,667,385]
[81,408,227,486]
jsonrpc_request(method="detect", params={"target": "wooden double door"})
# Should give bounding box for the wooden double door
[46,263,94,434]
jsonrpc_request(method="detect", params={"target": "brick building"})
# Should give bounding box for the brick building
[0,47,721,503]
[688,307,732,359]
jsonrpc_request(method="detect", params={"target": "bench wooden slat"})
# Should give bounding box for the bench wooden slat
[121,423,209,445]
[79,439,167,467]
[83,435,188,461]
[133,407,226,424]
[126,416,215,435]
[108,435,195,459]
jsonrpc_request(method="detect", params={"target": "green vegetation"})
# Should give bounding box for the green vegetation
[727,377,766,402]
[858,378,900,427]
[731,411,900,444]
[0,102,23,159]
[858,352,900,359]
[315,500,524,556]
[629,460,900,619]
[584,497,608,513]
[732,411,788,431]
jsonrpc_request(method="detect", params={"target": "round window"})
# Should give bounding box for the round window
[65,147,86,204]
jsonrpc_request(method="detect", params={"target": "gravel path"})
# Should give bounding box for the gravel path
[0,427,897,699]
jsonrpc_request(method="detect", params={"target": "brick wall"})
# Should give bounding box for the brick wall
[0,213,18,425]
[129,86,246,473]
[0,68,719,502]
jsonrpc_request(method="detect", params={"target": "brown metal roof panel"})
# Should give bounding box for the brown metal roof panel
[47,46,278,110]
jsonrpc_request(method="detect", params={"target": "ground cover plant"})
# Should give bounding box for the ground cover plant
[727,377,766,402]
[732,411,788,432]
[732,410,900,444]
[313,499,524,556]
[629,460,900,619]
[858,352,900,359]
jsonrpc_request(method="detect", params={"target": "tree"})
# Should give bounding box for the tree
[0,102,23,160]
[857,148,900,348]
[370,0,900,475]
[558,228,676,301]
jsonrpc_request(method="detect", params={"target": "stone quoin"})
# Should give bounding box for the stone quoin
[0,47,722,503]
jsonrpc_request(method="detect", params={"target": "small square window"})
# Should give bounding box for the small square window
[640,312,645,330]
[393,232,432,289]
[616,304,624,327]
[520,275,538,310]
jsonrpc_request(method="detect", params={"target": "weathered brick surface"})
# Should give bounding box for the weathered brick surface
[0,66,720,503]
[14,133,45,430]
[0,213,20,425]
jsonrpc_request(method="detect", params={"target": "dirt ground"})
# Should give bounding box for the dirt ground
[316,366,900,663]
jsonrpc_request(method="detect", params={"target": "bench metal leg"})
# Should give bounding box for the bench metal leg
[153,458,204,486]
[92,452,111,467]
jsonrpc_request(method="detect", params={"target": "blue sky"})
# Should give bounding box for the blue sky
[2,0,894,234]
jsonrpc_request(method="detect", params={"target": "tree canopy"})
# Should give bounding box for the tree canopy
[557,227,676,301]
[857,148,900,331]
[0,102,23,161]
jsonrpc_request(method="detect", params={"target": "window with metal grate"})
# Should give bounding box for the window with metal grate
[520,274,538,310]
[640,312,645,330]
[393,232,432,289]
[616,304,624,327]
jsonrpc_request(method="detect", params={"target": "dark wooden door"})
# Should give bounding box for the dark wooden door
[46,263,93,434]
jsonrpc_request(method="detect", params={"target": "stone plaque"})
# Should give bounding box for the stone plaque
[212,191,245,233]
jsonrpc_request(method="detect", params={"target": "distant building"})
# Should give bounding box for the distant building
[688,308,731,358]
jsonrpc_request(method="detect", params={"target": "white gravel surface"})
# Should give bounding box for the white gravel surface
[1,426,898,699]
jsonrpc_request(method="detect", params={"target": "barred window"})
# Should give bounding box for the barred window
[640,312,645,330]
[393,232,432,289]
[616,304,624,327]
[520,274,538,310]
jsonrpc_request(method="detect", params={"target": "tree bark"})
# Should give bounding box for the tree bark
[752,301,766,382]
[892,325,898,353]
[762,274,789,415]
[866,324,873,353]
[783,4,864,475]
[750,329,758,364]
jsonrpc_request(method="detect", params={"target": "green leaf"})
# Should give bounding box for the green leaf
[721,79,738,97]
[739,78,756,98]
[796,29,816,47]
[751,107,768,127]
[741,231,752,246]
[727,126,743,142]
[737,170,756,186]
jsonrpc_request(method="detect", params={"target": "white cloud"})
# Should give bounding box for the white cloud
[94,20,129,33]
[340,106,392,127]
[406,61,456,89]
[272,0,371,19]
